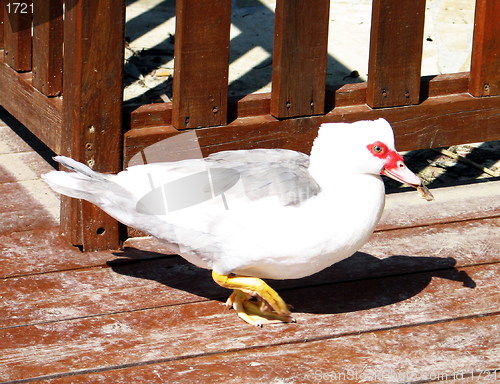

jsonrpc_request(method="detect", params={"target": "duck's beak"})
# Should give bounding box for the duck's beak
[382,152,422,187]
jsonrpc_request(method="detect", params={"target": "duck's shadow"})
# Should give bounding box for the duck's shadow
[108,249,476,315]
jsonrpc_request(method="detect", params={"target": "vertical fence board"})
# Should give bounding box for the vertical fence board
[0,0,4,49]
[172,0,231,129]
[2,0,32,71]
[470,0,500,97]
[271,0,330,118]
[32,0,63,96]
[367,0,426,108]
[61,0,125,251]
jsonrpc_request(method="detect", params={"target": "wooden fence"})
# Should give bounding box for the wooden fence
[0,0,499,251]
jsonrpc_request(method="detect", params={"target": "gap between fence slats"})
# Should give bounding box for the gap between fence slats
[367,0,426,108]
[32,0,63,96]
[2,0,32,71]
[470,0,500,97]
[61,0,125,251]
[271,0,330,118]
[172,0,231,129]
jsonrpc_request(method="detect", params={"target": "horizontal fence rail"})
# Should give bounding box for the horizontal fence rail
[0,0,499,250]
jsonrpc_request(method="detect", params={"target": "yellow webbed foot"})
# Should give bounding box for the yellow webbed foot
[212,271,295,327]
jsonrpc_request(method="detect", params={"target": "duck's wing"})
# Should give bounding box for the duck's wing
[205,148,320,206]
[125,148,320,209]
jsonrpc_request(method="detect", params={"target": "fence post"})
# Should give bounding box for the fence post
[367,0,426,108]
[61,0,125,251]
[470,0,500,97]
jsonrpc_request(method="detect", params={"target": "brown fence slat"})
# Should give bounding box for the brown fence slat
[61,0,125,251]
[367,0,426,108]
[32,0,63,96]
[271,0,330,118]
[0,0,4,49]
[171,0,231,129]
[470,0,500,97]
[2,0,32,71]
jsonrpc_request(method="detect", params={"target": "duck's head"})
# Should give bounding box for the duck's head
[309,118,421,188]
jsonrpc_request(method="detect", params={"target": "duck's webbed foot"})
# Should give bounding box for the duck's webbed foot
[212,271,295,327]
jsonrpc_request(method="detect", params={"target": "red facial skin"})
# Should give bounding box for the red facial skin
[367,141,421,187]
[367,141,403,167]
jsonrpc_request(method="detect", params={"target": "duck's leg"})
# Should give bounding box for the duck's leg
[212,270,294,326]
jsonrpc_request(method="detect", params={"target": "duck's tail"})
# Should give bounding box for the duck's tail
[42,156,122,205]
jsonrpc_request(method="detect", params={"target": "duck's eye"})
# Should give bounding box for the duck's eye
[367,141,387,156]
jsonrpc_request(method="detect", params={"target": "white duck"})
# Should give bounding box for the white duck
[43,118,424,326]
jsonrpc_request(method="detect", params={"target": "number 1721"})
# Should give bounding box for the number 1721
[6,2,34,14]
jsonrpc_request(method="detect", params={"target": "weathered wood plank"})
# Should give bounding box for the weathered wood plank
[230,93,271,119]
[469,0,500,96]
[126,103,174,131]
[271,0,330,117]
[171,0,231,129]
[0,53,63,153]
[39,315,498,384]
[0,0,4,49]
[367,0,426,107]
[125,92,500,165]
[364,217,500,266]
[0,263,496,382]
[2,0,32,71]
[0,258,214,328]
[61,0,125,251]
[332,83,367,107]
[425,72,470,98]
[378,181,500,231]
[2,217,498,329]
[32,0,63,96]
[0,228,176,279]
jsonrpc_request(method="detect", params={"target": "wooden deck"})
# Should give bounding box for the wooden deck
[1,110,499,383]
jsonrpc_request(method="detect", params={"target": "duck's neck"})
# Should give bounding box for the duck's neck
[314,172,386,230]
